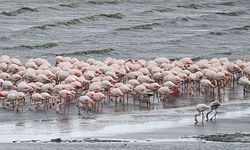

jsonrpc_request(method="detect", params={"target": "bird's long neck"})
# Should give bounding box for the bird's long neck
[124,61,130,73]
[206,108,213,119]
[194,111,201,118]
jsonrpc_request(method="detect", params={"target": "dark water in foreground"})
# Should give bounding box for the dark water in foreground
[0,0,250,61]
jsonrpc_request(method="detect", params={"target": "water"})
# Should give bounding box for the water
[0,0,249,62]
[1,0,250,146]
[0,84,249,143]
[1,100,250,143]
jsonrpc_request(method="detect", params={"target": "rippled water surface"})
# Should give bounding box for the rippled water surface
[0,0,249,61]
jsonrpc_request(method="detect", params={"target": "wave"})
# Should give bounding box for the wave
[33,24,56,30]
[208,31,225,35]
[208,25,250,36]
[177,3,201,9]
[1,7,38,16]
[215,11,243,16]
[211,52,232,56]
[144,7,175,13]
[59,3,80,8]
[59,18,81,26]
[217,1,235,6]
[116,23,161,31]
[99,13,125,19]
[83,13,125,21]
[12,42,58,49]
[174,16,194,22]
[88,0,119,5]
[82,16,99,21]
[33,18,81,30]
[227,25,250,31]
[33,13,124,30]
[46,48,115,56]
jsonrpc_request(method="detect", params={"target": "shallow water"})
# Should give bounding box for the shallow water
[0,0,249,62]
[0,83,250,143]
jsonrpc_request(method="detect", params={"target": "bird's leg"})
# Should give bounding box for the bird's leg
[63,98,67,113]
[147,97,150,108]
[12,101,15,111]
[123,95,125,106]
[68,97,70,113]
[21,98,24,111]
[194,112,201,124]
[210,110,218,121]
[202,112,205,124]
[127,93,129,105]
[133,93,136,104]
[206,108,213,121]
[157,94,160,102]
[97,101,99,112]
[243,86,246,96]
[15,101,19,112]
[215,110,217,120]
[100,101,103,110]
[56,102,61,113]
[17,101,21,111]
[78,107,81,115]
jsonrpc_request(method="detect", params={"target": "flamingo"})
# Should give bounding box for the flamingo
[238,76,250,94]
[92,92,106,111]
[2,81,16,90]
[0,91,8,107]
[206,101,220,121]
[29,93,45,111]
[0,62,8,72]
[157,86,172,101]
[0,72,11,80]
[118,84,132,104]
[56,90,74,113]
[41,92,52,109]
[110,88,124,106]
[78,95,93,115]
[4,91,17,110]
[15,92,25,111]
[11,74,23,83]
[200,79,215,95]
[194,103,210,124]
[137,75,154,84]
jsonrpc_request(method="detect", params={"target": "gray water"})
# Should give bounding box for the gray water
[0,0,249,62]
[1,0,250,148]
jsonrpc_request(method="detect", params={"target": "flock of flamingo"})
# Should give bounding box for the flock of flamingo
[0,55,250,123]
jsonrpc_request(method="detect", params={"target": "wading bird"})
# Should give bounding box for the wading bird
[194,103,210,124]
[206,101,220,121]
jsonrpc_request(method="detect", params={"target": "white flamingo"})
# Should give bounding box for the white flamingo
[194,103,210,124]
